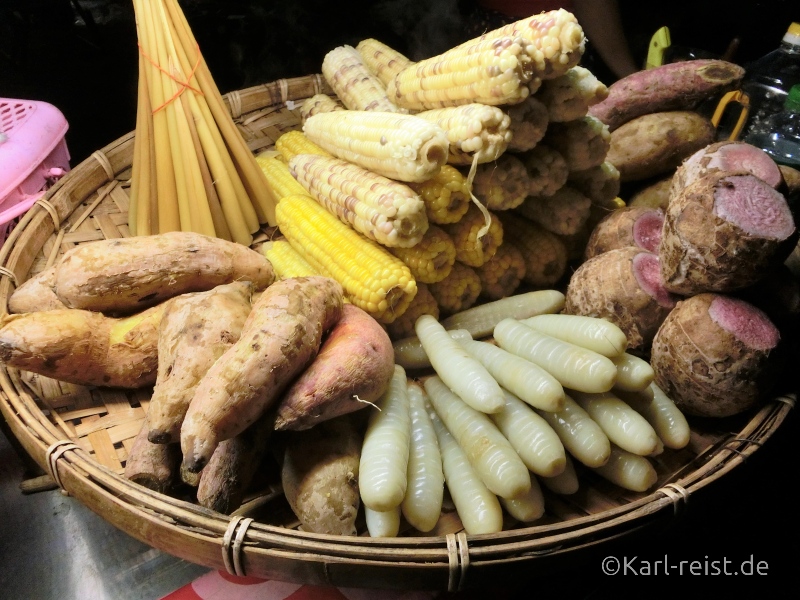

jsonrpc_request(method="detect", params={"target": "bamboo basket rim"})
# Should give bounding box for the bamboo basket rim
[0,74,796,592]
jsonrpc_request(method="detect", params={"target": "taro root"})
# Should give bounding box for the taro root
[564,247,679,353]
[660,170,796,295]
[651,293,783,418]
[583,206,664,261]
[671,140,784,197]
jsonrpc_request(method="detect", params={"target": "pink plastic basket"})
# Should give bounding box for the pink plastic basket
[0,98,70,246]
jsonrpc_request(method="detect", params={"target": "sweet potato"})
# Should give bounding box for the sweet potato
[195,412,273,513]
[53,231,274,314]
[583,206,664,261]
[124,417,181,493]
[564,247,679,353]
[651,293,783,417]
[605,111,715,182]
[588,60,745,132]
[147,282,254,445]
[180,276,344,474]
[0,301,168,388]
[273,303,394,431]
[7,266,66,314]
[660,170,796,295]
[280,416,362,536]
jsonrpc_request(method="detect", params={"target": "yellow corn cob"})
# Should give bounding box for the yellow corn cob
[537,66,609,123]
[506,96,549,152]
[289,154,429,248]
[475,242,526,300]
[262,239,319,279]
[428,261,482,315]
[498,212,568,288]
[521,144,569,198]
[256,154,309,201]
[408,164,471,225]
[356,38,413,89]
[302,110,449,182]
[386,282,439,340]
[472,154,531,211]
[322,45,406,113]
[463,9,586,81]
[543,115,611,172]
[299,93,345,123]
[276,194,417,323]
[414,104,512,165]
[387,36,533,111]
[515,185,591,236]
[442,204,503,267]
[275,130,332,163]
[390,224,456,284]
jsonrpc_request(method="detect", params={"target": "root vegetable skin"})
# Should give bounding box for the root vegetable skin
[147,282,254,445]
[660,171,795,295]
[588,60,745,132]
[651,293,782,418]
[7,266,66,313]
[273,304,395,431]
[606,111,715,183]
[0,303,167,388]
[281,416,362,536]
[180,276,344,474]
[54,231,274,314]
[583,207,664,261]
[564,247,678,353]
[124,417,180,493]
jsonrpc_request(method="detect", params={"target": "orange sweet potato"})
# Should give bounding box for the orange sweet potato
[274,304,395,431]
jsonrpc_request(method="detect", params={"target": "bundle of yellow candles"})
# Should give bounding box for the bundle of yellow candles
[129,0,277,245]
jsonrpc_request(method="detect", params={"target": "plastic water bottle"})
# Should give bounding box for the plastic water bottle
[739,22,800,141]
[745,84,800,168]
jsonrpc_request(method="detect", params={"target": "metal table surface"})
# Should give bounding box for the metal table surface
[0,430,208,600]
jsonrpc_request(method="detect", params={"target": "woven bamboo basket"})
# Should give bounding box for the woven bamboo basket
[0,74,796,592]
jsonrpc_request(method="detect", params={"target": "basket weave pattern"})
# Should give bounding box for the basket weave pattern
[0,75,794,591]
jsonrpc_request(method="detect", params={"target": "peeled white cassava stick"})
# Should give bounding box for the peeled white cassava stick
[536,394,611,468]
[563,247,679,353]
[365,506,401,538]
[393,329,472,370]
[660,171,795,295]
[429,402,503,535]
[616,383,691,450]
[611,352,655,392]
[569,390,660,457]
[519,313,627,358]
[458,337,565,412]
[539,454,579,495]
[500,473,545,523]
[180,276,344,474]
[402,382,444,533]
[416,315,505,413]
[591,444,658,492]
[490,389,566,477]
[359,365,412,512]
[424,376,530,499]
[494,318,618,394]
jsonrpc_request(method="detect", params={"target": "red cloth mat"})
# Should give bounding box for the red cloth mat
[161,570,440,600]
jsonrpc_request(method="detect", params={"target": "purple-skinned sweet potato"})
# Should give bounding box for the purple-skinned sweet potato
[588,59,745,132]
[273,303,395,431]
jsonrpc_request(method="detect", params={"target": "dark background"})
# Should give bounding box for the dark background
[2,0,800,595]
